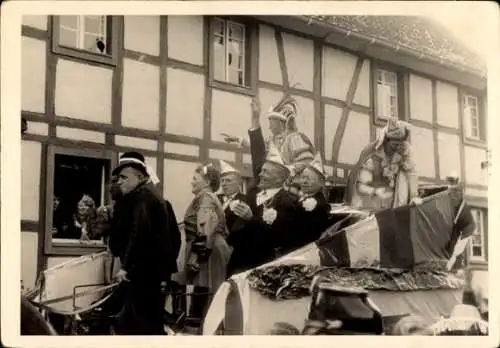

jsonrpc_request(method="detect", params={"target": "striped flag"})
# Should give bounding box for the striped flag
[316,186,473,269]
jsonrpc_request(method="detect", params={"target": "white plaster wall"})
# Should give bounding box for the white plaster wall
[409,126,436,178]
[211,90,252,142]
[464,146,488,186]
[338,112,370,165]
[293,95,315,145]
[22,37,46,113]
[27,122,49,136]
[353,59,371,107]
[281,32,314,91]
[167,16,204,66]
[437,132,461,180]
[115,135,158,151]
[22,15,48,30]
[323,104,343,162]
[55,59,112,123]
[209,149,235,162]
[436,81,460,129]
[258,88,284,140]
[322,47,357,100]
[21,232,39,291]
[164,142,199,157]
[145,156,158,178]
[165,68,204,138]
[124,16,160,56]
[465,187,488,198]
[56,127,106,143]
[258,25,282,85]
[409,74,433,123]
[22,140,41,221]
[163,159,198,218]
[122,59,160,131]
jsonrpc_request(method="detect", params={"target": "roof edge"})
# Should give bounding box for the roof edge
[298,16,486,77]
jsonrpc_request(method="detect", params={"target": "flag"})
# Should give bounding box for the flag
[316,186,474,268]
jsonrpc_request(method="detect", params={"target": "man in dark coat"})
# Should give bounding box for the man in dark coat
[294,152,331,246]
[227,108,304,272]
[215,160,251,277]
[110,152,179,335]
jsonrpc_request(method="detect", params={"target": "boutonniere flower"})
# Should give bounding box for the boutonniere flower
[262,208,278,225]
[302,197,317,212]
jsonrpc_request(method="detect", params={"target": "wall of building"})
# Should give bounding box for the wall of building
[20,15,488,289]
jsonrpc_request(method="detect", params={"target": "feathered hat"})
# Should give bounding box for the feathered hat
[219,160,240,176]
[265,93,299,131]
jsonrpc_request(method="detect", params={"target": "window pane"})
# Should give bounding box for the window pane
[59,27,78,48]
[383,70,396,84]
[228,23,244,41]
[228,39,243,68]
[473,246,482,257]
[60,15,78,30]
[84,33,104,53]
[84,16,103,35]
[213,34,226,81]
[228,69,243,85]
[213,18,225,37]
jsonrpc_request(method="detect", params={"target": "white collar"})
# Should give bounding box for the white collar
[256,188,280,206]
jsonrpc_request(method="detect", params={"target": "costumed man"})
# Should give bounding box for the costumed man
[344,117,422,212]
[223,96,315,167]
[295,152,332,245]
[109,152,179,335]
[228,131,305,271]
[216,160,252,277]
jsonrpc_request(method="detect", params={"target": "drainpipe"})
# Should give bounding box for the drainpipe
[300,16,486,78]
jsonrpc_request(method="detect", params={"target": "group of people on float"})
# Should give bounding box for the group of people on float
[44,93,474,335]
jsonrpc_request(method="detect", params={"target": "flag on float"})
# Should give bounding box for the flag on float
[315,185,475,268]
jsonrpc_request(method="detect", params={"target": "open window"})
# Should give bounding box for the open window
[372,64,407,125]
[462,91,486,143]
[45,146,116,255]
[469,208,487,262]
[51,15,118,66]
[208,16,257,96]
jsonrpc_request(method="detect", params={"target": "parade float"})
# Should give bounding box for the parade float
[24,184,477,335]
[203,184,473,335]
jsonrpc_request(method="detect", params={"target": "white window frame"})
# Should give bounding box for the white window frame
[212,17,247,87]
[469,208,486,262]
[376,68,399,120]
[463,94,482,141]
[58,15,108,54]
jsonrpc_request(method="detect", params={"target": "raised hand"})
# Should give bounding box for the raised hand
[221,133,241,144]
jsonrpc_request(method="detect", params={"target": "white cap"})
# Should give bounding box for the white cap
[219,160,239,176]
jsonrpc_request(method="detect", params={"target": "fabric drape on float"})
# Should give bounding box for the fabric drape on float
[316,186,472,268]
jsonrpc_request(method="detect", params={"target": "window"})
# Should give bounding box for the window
[463,93,484,141]
[52,16,117,65]
[209,17,255,94]
[469,208,486,261]
[45,146,114,254]
[376,69,399,119]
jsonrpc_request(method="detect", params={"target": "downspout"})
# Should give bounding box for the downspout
[300,16,485,78]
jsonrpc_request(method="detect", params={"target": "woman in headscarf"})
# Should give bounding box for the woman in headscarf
[183,163,232,323]
[344,117,421,212]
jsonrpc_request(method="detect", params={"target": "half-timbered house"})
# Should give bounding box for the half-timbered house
[20,15,488,293]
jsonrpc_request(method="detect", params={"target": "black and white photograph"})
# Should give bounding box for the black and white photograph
[1,0,498,346]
